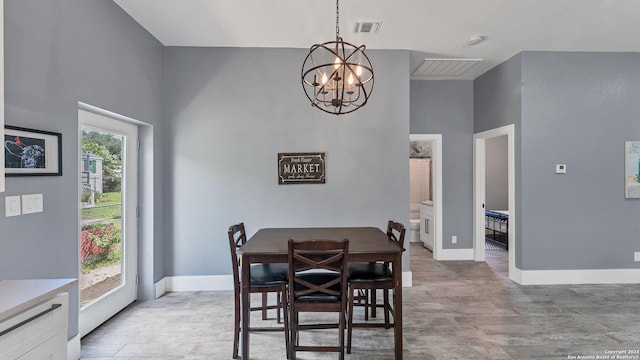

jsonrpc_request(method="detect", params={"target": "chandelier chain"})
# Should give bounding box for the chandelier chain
[335,0,340,39]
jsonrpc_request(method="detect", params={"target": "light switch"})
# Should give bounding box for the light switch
[555,164,567,174]
[5,196,21,217]
[22,193,43,214]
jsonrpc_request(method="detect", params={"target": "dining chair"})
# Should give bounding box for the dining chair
[346,220,406,354]
[227,223,289,359]
[287,238,349,360]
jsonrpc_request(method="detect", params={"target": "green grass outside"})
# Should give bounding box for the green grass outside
[82,192,122,221]
[99,191,121,204]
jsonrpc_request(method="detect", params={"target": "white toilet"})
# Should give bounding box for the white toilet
[409,218,420,243]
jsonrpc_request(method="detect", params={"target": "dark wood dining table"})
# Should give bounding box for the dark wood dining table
[238,227,404,359]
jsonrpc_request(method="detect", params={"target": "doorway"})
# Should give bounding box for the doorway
[79,108,138,336]
[473,124,516,280]
[409,134,442,259]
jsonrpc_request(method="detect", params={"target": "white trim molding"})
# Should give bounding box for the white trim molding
[158,269,640,294]
[473,124,516,280]
[68,335,81,360]
[165,275,234,292]
[154,277,167,299]
[402,271,413,287]
[513,268,640,285]
[0,0,5,193]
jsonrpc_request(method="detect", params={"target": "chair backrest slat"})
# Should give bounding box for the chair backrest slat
[288,239,349,301]
[386,220,407,251]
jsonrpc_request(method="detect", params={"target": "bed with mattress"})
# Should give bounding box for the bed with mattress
[485,210,508,250]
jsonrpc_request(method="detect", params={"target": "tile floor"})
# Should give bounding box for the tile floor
[81,243,640,359]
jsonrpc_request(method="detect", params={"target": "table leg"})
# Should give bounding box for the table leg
[241,254,250,359]
[394,253,403,360]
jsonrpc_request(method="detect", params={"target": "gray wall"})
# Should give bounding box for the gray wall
[474,54,524,267]
[519,52,640,270]
[163,47,411,274]
[410,80,474,249]
[1,0,164,336]
[485,135,508,210]
[475,51,640,270]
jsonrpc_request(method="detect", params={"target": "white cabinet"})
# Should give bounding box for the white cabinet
[420,202,434,250]
[0,293,69,360]
[0,279,75,360]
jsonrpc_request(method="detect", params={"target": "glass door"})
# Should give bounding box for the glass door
[78,108,138,336]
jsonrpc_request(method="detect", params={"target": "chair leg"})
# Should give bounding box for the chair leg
[383,288,390,329]
[262,292,268,320]
[339,303,346,360]
[281,288,290,359]
[232,290,240,359]
[371,289,377,318]
[347,286,355,354]
[353,289,372,321]
[276,291,282,324]
[290,309,298,360]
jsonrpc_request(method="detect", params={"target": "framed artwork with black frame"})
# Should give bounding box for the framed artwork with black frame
[4,125,62,176]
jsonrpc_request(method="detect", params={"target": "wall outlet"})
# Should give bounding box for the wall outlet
[634,252,640,262]
[451,235,457,244]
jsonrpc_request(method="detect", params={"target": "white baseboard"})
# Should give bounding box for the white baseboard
[157,268,639,292]
[402,271,412,287]
[165,275,234,292]
[158,271,413,293]
[513,268,640,285]
[67,334,80,360]
[435,248,474,261]
[154,277,167,299]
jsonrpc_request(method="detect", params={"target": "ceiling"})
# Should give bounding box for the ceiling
[113,0,640,80]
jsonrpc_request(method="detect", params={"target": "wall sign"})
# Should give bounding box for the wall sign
[278,152,325,184]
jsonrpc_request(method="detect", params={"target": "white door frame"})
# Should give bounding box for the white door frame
[410,134,442,260]
[473,124,516,280]
[0,0,5,193]
[78,105,139,336]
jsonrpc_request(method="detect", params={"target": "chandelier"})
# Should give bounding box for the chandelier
[301,0,374,115]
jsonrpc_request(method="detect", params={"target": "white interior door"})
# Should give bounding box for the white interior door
[79,108,138,336]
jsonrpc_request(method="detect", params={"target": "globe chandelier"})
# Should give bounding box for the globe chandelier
[301,0,374,115]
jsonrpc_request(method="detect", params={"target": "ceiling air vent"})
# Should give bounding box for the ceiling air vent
[354,21,382,33]
[412,58,482,77]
